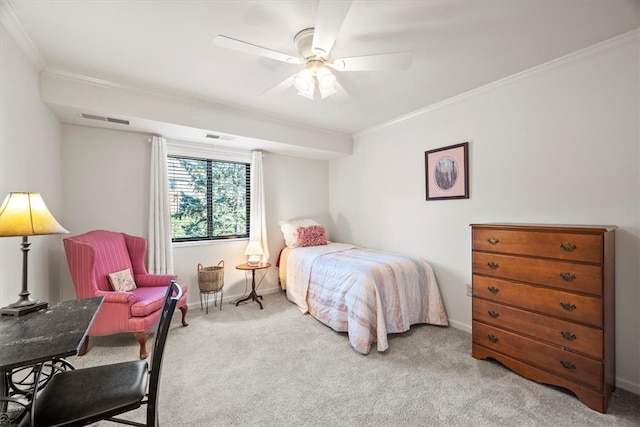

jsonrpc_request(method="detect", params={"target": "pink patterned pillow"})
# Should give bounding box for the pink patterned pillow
[296,225,328,247]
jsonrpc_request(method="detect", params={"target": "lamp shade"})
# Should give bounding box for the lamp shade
[293,68,313,92]
[244,240,264,256]
[294,68,316,99]
[316,66,336,91]
[244,240,264,266]
[294,65,338,100]
[0,192,69,237]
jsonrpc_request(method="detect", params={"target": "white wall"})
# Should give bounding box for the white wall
[329,35,640,392]
[0,22,63,305]
[60,124,330,304]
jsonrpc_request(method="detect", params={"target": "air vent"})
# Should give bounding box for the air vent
[107,117,129,125]
[80,113,129,126]
[205,133,234,142]
[81,113,106,122]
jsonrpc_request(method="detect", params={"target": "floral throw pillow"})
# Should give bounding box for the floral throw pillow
[296,225,328,247]
[108,268,137,292]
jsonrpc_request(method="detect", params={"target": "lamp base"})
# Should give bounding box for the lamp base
[0,300,48,316]
[247,255,261,266]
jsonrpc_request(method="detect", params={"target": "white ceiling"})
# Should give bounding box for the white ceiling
[3,0,640,150]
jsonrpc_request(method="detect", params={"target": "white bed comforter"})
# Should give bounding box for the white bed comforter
[285,243,448,354]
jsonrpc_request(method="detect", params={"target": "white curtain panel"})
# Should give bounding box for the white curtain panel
[148,136,174,274]
[250,150,270,263]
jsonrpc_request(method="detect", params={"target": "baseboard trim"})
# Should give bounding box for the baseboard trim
[447,319,471,333]
[615,377,640,395]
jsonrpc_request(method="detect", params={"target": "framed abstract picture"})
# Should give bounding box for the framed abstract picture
[425,142,469,200]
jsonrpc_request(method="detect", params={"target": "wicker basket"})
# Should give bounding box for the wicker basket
[198,261,224,292]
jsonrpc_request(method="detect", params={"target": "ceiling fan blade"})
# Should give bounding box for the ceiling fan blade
[214,35,302,64]
[259,74,296,97]
[331,80,351,103]
[311,0,353,58]
[331,51,413,71]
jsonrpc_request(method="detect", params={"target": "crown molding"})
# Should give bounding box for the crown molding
[356,28,640,138]
[0,0,46,70]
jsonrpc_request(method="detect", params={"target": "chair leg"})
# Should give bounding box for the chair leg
[179,305,189,326]
[77,336,89,356]
[134,332,148,359]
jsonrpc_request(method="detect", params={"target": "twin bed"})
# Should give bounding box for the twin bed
[277,221,448,354]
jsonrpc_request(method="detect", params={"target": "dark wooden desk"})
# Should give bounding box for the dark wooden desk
[0,297,103,372]
[235,263,271,309]
[0,296,103,425]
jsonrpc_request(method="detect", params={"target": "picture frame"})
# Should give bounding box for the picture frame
[425,142,469,201]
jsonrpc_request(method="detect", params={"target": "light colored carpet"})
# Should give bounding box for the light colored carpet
[71,291,639,427]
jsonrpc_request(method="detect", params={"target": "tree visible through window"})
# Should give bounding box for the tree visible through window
[168,155,250,241]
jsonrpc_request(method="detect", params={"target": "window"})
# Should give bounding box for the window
[168,155,250,242]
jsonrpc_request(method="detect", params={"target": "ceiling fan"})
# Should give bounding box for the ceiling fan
[214,0,413,100]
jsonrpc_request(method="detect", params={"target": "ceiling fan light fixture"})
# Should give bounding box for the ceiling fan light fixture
[319,85,337,99]
[297,85,315,100]
[216,13,415,102]
[293,68,314,92]
[316,66,336,91]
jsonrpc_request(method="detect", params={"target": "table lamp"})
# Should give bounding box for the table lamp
[244,240,264,266]
[0,192,69,316]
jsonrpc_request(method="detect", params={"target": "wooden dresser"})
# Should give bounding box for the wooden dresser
[470,223,616,413]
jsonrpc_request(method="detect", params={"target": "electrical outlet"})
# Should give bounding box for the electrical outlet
[466,283,472,297]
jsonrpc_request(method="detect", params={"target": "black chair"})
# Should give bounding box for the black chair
[0,358,75,426]
[24,281,182,427]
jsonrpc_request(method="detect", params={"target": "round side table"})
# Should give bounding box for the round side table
[235,262,271,309]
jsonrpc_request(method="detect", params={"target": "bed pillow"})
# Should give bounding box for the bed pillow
[296,225,328,247]
[280,218,322,248]
[108,268,137,292]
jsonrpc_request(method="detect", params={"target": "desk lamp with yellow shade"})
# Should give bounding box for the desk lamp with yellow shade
[0,192,68,316]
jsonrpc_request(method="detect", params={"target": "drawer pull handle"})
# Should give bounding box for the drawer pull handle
[487,286,500,294]
[560,360,576,371]
[488,310,500,319]
[560,242,577,252]
[487,262,499,270]
[559,272,576,282]
[560,302,577,311]
[560,331,577,341]
[487,334,499,343]
[487,237,500,245]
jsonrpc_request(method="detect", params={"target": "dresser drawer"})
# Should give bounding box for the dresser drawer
[473,252,602,295]
[473,275,602,327]
[473,299,603,359]
[473,321,603,390]
[472,228,603,263]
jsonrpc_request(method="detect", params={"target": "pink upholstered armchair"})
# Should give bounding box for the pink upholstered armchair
[63,230,188,359]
